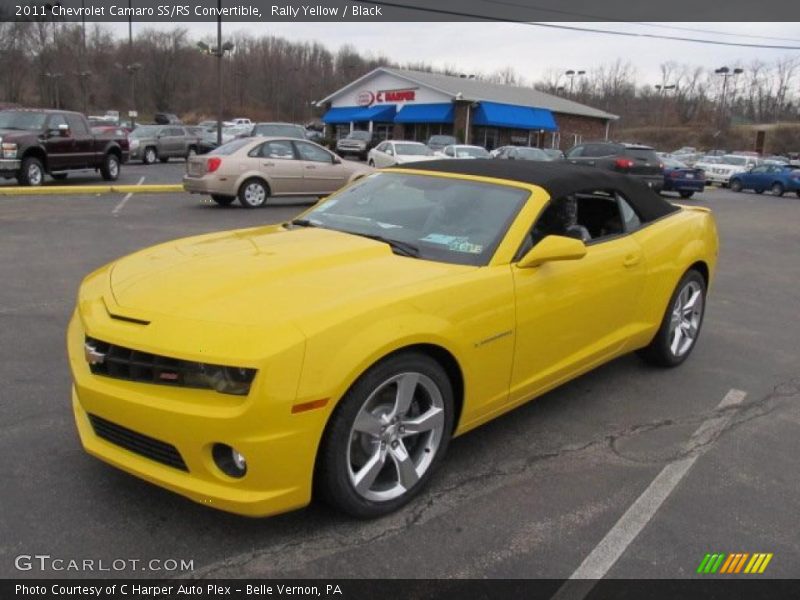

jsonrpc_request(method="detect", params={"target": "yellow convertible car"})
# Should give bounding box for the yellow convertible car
[68,161,718,518]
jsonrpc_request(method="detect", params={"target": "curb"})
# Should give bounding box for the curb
[0,184,184,196]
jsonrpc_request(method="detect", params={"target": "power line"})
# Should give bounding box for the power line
[471,0,800,43]
[356,0,800,50]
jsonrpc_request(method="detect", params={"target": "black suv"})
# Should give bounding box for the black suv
[564,142,664,191]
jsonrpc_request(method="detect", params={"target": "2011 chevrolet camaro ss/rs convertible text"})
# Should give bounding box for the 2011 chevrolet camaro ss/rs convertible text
[68,161,718,518]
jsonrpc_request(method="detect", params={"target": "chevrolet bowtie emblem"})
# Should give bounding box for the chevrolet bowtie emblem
[84,342,106,365]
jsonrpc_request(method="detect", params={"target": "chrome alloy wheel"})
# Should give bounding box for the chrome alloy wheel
[668,280,704,358]
[108,158,119,178]
[347,372,445,502]
[28,163,43,185]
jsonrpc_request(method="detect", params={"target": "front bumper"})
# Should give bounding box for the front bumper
[0,158,21,174]
[68,309,323,517]
[706,171,736,184]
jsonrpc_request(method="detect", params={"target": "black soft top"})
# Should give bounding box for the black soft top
[396,159,679,222]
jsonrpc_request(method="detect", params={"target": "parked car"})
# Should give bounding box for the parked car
[426,134,457,152]
[251,122,307,139]
[543,148,565,161]
[183,136,373,207]
[0,108,128,185]
[154,112,181,125]
[128,125,202,164]
[564,142,664,191]
[697,154,758,186]
[231,118,252,126]
[336,130,381,160]
[367,140,434,167]
[494,146,553,161]
[661,157,705,198]
[729,164,800,197]
[70,160,718,518]
[436,144,491,159]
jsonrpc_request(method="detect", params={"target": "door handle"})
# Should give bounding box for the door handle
[587,160,595,166]
[305,165,316,170]
[623,253,641,268]
[262,162,274,167]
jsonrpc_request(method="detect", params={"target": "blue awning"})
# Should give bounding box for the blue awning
[322,105,397,124]
[394,103,454,124]
[472,102,558,131]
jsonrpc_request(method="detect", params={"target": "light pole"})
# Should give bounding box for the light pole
[715,66,743,130]
[45,71,63,108]
[564,69,586,96]
[198,1,234,146]
[654,84,677,128]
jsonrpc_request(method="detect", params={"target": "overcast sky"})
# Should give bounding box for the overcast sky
[105,21,800,86]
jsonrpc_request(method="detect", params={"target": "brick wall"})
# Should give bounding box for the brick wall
[549,113,609,150]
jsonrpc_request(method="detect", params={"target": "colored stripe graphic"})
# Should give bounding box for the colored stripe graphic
[702,552,774,574]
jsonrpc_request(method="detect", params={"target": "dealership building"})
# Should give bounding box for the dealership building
[318,67,618,150]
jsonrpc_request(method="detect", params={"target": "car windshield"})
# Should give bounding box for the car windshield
[253,124,305,138]
[456,147,490,158]
[347,131,372,141]
[299,173,529,266]
[429,136,456,145]
[722,156,748,166]
[0,111,47,130]
[664,159,688,168]
[209,138,251,155]
[516,147,550,160]
[130,126,159,138]
[394,143,432,156]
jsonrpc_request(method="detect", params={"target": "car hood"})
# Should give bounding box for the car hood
[0,128,32,141]
[108,226,467,328]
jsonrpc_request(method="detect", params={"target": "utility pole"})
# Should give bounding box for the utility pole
[197,0,234,146]
[654,83,676,129]
[715,66,744,131]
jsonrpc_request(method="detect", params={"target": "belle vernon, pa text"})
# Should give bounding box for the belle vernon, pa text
[16,584,344,597]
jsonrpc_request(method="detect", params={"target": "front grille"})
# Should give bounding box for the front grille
[86,337,204,389]
[88,414,188,471]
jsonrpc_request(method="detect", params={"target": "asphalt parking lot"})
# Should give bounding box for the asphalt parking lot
[1,173,798,580]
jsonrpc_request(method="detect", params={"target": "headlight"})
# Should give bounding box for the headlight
[189,364,257,396]
[1,142,17,159]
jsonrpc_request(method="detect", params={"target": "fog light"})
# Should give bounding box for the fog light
[212,443,247,478]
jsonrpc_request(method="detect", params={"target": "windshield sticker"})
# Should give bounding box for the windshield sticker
[421,234,483,254]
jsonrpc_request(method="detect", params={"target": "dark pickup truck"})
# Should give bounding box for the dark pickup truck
[0,109,129,186]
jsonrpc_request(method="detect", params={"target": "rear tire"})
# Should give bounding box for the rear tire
[771,182,784,197]
[637,269,706,368]
[679,190,694,199]
[729,179,742,192]
[315,352,454,518]
[238,178,269,208]
[100,153,120,181]
[210,194,235,206]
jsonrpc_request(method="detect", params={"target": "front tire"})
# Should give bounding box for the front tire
[729,179,742,192]
[100,153,120,181]
[679,190,694,199]
[238,178,269,208]
[316,352,454,518]
[638,269,706,368]
[771,182,784,197]
[143,147,157,165]
[19,156,45,186]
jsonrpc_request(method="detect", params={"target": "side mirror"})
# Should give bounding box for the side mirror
[332,155,342,164]
[516,235,587,269]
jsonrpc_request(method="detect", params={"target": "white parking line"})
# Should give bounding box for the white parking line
[552,388,747,599]
[112,176,145,216]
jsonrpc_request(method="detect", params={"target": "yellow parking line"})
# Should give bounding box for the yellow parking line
[0,184,183,196]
